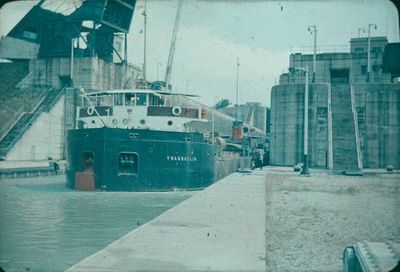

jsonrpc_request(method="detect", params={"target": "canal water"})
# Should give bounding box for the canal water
[0,175,194,272]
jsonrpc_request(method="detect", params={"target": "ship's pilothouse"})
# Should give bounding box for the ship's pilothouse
[76,89,207,132]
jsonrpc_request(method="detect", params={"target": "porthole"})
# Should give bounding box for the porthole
[112,119,118,125]
[91,120,95,124]
[167,120,173,126]
[123,118,129,125]
[140,119,146,125]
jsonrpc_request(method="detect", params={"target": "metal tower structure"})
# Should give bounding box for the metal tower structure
[6,0,137,62]
[164,0,183,91]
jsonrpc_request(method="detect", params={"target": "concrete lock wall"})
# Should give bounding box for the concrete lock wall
[270,82,400,169]
[6,96,65,161]
[354,83,400,168]
[270,83,329,167]
[270,84,303,166]
[29,57,139,90]
[289,51,391,83]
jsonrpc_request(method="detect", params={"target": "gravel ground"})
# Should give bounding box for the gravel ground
[264,167,400,272]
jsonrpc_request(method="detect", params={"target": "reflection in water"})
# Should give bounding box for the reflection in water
[0,175,193,272]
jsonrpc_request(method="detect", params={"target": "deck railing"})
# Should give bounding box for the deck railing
[0,88,51,141]
[28,88,52,113]
[46,85,68,111]
[1,106,44,156]
[0,107,25,141]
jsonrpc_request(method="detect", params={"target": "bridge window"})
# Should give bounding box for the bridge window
[97,95,113,106]
[136,93,147,106]
[149,94,164,106]
[114,93,124,105]
[118,152,138,175]
[96,96,103,106]
[125,93,135,106]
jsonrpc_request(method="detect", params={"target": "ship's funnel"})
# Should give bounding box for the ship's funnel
[232,120,243,141]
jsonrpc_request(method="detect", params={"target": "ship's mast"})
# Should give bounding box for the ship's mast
[235,57,240,120]
[142,0,147,85]
[164,0,183,91]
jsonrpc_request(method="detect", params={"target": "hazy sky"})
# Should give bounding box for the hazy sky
[0,0,398,106]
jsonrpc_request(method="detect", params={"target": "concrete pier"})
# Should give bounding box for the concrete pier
[67,172,266,271]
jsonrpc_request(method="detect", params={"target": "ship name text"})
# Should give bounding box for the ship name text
[167,156,198,162]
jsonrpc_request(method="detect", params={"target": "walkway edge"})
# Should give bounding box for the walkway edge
[66,171,266,272]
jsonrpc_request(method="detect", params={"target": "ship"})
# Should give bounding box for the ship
[66,88,242,191]
[65,0,252,192]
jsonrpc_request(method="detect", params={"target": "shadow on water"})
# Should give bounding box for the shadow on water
[0,175,194,272]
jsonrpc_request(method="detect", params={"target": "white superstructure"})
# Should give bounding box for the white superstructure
[77,89,207,132]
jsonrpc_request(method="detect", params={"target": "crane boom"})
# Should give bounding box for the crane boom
[164,0,183,91]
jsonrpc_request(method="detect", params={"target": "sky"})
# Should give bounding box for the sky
[0,0,399,107]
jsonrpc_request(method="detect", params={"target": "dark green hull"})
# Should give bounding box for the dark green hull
[66,128,240,191]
